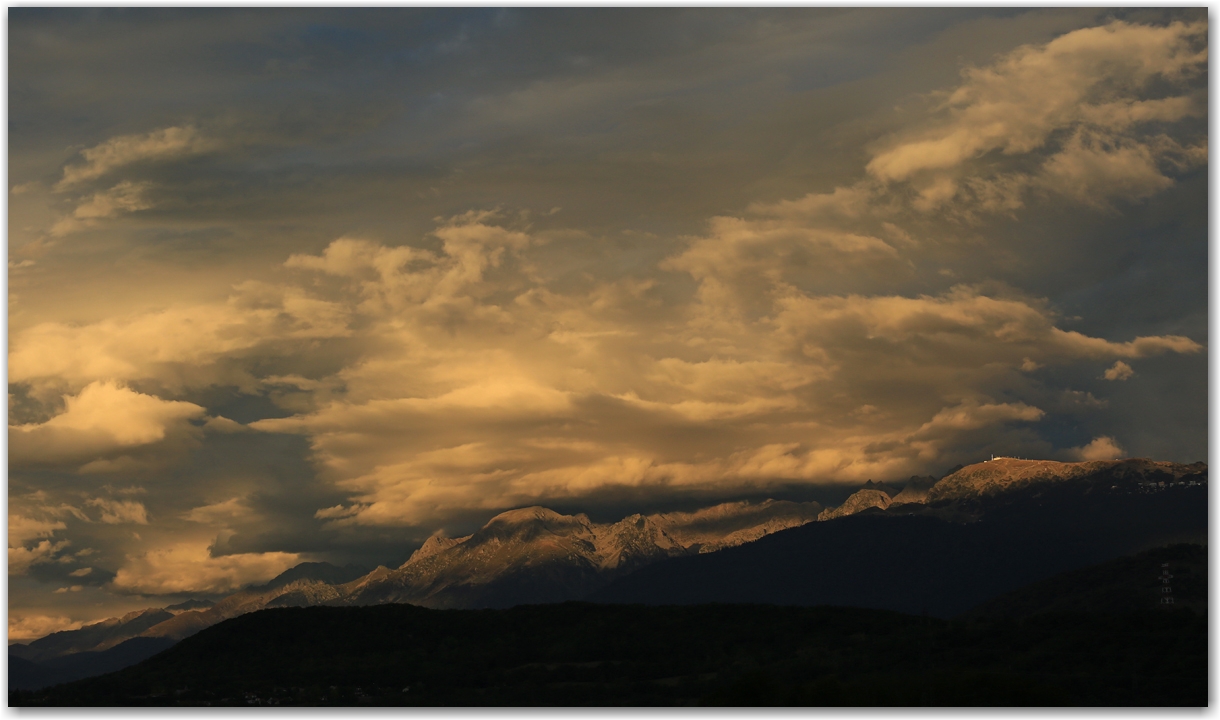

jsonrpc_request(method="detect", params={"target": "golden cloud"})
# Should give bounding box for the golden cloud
[109,541,302,595]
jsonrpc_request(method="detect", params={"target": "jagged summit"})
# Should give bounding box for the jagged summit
[472,506,595,545]
[818,489,892,521]
[405,532,470,567]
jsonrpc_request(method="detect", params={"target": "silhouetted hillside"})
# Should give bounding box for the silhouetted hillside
[12,601,1203,706]
[9,637,176,691]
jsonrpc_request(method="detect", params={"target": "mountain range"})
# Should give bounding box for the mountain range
[9,456,1206,690]
[10,497,823,685]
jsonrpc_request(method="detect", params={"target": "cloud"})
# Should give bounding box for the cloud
[182,497,256,525]
[57,126,212,189]
[8,614,85,643]
[9,510,75,575]
[284,211,534,318]
[50,181,154,236]
[9,381,206,467]
[1068,435,1125,461]
[9,539,72,575]
[9,284,352,393]
[1103,361,1135,381]
[913,400,1045,434]
[246,221,1202,529]
[109,542,302,594]
[9,514,67,548]
[661,186,901,321]
[1037,132,1175,205]
[86,498,150,525]
[1049,329,1201,359]
[866,19,1206,211]
[773,286,1200,368]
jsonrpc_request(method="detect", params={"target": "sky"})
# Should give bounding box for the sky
[7,8,1208,640]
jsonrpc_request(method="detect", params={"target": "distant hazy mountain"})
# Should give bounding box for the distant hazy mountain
[259,562,371,589]
[9,637,177,691]
[9,609,173,663]
[140,566,365,642]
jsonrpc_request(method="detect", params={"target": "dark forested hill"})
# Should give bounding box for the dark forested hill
[12,600,1204,707]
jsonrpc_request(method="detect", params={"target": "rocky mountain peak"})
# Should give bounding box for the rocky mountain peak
[474,506,595,543]
[404,532,470,567]
[592,514,684,571]
[818,489,893,522]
